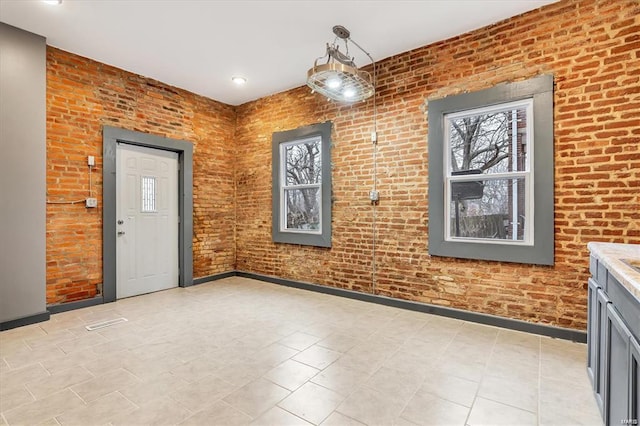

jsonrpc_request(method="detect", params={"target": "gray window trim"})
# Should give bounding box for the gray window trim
[102,126,193,302]
[272,122,332,247]
[428,75,554,265]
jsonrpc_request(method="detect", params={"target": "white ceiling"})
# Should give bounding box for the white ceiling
[0,0,557,106]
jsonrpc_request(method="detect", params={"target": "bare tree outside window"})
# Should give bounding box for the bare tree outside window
[428,75,553,265]
[445,101,531,242]
[282,138,322,231]
[272,121,332,247]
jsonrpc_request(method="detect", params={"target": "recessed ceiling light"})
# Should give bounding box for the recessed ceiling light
[43,0,62,5]
[231,76,247,85]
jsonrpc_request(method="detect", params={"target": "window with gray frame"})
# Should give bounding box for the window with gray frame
[428,75,554,265]
[272,122,332,247]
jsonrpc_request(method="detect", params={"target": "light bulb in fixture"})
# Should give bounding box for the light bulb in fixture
[43,0,62,4]
[306,25,374,102]
[231,76,247,85]
[326,78,342,89]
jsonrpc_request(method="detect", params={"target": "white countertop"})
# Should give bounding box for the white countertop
[588,242,640,301]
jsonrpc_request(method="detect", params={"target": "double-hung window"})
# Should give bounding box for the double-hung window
[444,99,533,244]
[272,122,332,247]
[428,75,554,265]
[281,137,322,232]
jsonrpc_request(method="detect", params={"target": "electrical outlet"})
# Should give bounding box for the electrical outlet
[369,190,379,202]
[88,156,95,166]
[86,198,97,208]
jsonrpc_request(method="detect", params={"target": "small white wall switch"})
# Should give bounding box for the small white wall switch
[88,156,95,166]
[371,131,377,143]
[86,198,97,208]
[369,190,380,201]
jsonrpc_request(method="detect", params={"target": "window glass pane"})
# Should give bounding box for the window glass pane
[449,177,526,241]
[141,176,156,212]
[447,105,528,174]
[284,187,320,230]
[285,138,322,185]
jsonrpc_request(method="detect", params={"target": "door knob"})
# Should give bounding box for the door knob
[117,220,124,225]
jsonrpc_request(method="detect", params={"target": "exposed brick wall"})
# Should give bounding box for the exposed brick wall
[235,0,640,330]
[46,48,236,304]
[44,0,638,329]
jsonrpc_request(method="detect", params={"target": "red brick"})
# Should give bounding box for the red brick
[234,0,639,332]
[45,0,639,332]
[46,48,236,304]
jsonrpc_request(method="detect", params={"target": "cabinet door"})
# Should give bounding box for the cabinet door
[588,278,601,388]
[630,337,640,426]
[597,289,611,416]
[606,304,631,426]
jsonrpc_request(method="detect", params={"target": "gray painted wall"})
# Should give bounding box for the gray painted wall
[0,23,47,323]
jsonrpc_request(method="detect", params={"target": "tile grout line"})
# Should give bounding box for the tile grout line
[0,278,600,426]
[393,321,451,426]
[274,403,314,425]
[537,335,542,426]
[463,326,499,426]
[67,386,87,405]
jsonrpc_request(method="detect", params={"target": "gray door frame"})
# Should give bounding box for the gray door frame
[102,126,193,303]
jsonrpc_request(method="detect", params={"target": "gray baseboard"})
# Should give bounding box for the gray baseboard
[5,271,586,343]
[237,271,587,343]
[47,295,104,314]
[0,311,50,331]
[193,271,236,285]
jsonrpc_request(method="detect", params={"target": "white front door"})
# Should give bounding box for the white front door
[116,144,179,299]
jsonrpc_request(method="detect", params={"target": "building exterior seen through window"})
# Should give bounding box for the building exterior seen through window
[281,137,322,233]
[444,99,533,245]
[427,75,554,265]
[272,122,332,248]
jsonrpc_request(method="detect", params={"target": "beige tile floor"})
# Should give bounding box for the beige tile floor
[0,277,603,426]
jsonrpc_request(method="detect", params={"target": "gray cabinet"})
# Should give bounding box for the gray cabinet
[588,255,640,426]
[587,278,609,416]
[596,288,610,415]
[588,278,600,385]
[631,338,640,425]
[605,304,631,425]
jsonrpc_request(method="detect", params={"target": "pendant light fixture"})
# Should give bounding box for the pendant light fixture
[307,25,375,103]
